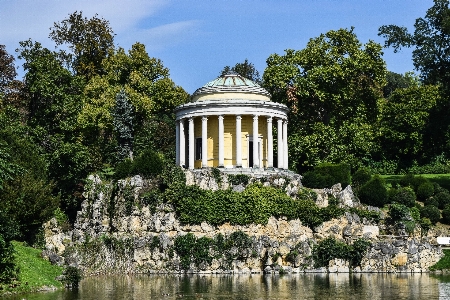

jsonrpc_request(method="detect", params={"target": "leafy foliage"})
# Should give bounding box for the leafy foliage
[302,163,350,188]
[420,205,441,224]
[112,90,134,161]
[312,237,370,268]
[389,186,416,207]
[220,59,261,83]
[358,175,388,207]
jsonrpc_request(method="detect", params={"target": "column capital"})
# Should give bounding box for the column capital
[218,115,224,120]
[189,117,194,123]
[253,115,259,121]
[202,116,208,121]
[267,116,273,123]
[236,115,242,120]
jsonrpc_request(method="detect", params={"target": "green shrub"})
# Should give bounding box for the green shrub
[417,182,434,201]
[228,174,250,186]
[312,237,371,268]
[62,266,82,289]
[389,187,416,207]
[131,148,164,177]
[425,197,439,208]
[352,168,372,190]
[442,205,450,224]
[420,205,441,224]
[113,159,133,180]
[420,217,432,235]
[435,191,450,209]
[302,163,351,188]
[389,203,411,222]
[358,175,388,207]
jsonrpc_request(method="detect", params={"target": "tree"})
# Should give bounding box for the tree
[78,42,188,163]
[49,11,115,79]
[379,85,441,166]
[0,45,23,111]
[378,0,450,90]
[263,28,386,171]
[112,90,134,161]
[220,59,261,83]
[383,71,418,98]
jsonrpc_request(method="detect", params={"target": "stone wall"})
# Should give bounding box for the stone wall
[43,170,444,275]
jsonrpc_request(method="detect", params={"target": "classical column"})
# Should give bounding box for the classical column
[175,120,180,166]
[283,119,288,170]
[235,115,242,167]
[253,115,259,168]
[202,116,208,168]
[179,119,185,167]
[188,117,194,169]
[218,115,224,167]
[267,116,273,168]
[277,118,283,169]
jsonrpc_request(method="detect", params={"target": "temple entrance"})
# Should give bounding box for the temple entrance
[248,136,262,168]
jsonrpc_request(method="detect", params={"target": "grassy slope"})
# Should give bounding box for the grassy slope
[0,241,63,295]
[430,249,450,271]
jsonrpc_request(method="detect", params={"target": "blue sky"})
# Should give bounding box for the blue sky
[0,0,434,94]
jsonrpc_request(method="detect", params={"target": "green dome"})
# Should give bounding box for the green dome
[192,72,270,97]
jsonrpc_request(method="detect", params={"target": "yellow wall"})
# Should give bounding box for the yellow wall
[191,115,269,168]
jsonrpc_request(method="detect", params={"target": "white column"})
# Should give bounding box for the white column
[283,119,288,170]
[175,120,180,166]
[236,115,242,167]
[179,119,185,167]
[253,115,259,168]
[277,118,283,169]
[202,116,208,168]
[267,116,273,168]
[188,117,194,170]
[218,115,224,167]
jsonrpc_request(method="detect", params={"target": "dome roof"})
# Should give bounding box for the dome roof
[192,72,271,98]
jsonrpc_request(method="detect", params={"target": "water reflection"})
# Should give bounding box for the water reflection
[7,273,450,300]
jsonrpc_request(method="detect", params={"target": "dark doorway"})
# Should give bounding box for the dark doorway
[249,141,253,167]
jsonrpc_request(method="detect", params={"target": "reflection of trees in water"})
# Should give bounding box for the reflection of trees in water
[49,273,445,299]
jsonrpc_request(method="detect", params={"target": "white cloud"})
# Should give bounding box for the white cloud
[0,0,168,51]
[120,20,202,52]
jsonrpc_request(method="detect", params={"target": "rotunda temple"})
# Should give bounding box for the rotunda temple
[174,73,289,171]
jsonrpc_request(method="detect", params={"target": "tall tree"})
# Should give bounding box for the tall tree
[0,45,23,111]
[263,28,386,171]
[112,90,134,161]
[378,0,450,89]
[49,11,115,79]
[220,59,261,83]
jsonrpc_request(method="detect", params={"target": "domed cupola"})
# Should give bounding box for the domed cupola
[174,72,289,171]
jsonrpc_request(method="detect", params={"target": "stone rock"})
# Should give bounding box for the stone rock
[363,226,379,238]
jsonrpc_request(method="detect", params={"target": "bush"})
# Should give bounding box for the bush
[420,205,441,224]
[435,191,450,209]
[425,197,439,208]
[302,163,351,188]
[62,266,82,289]
[442,205,450,224]
[311,237,370,268]
[113,158,133,180]
[389,203,411,222]
[352,168,372,193]
[416,181,434,201]
[389,186,416,207]
[358,175,388,207]
[131,148,164,177]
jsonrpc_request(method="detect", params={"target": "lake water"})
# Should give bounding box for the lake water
[8,273,450,300]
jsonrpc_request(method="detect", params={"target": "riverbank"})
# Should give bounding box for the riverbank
[0,241,63,296]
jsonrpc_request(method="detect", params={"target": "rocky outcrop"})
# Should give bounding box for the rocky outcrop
[43,171,444,275]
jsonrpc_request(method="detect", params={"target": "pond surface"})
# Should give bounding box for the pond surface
[8,273,450,300]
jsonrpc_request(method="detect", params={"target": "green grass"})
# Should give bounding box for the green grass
[381,174,450,190]
[430,249,450,271]
[0,241,64,295]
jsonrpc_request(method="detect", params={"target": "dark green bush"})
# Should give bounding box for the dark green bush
[302,163,351,188]
[63,266,83,289]
[389,186,416,207]
[435,191,450,209]
[425,197,439,208]
[352,168,372,190]
[358,175,388,207]
[312,237,370,268]
[113,159,133,180]
[228,174,250,186]
[420,205,441,224]
[389,203,411,222]
[442,205,450,224]
[417,181,435,201]
[131,148,164,177]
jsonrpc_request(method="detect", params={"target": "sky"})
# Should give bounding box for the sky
[0,0,435,94]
